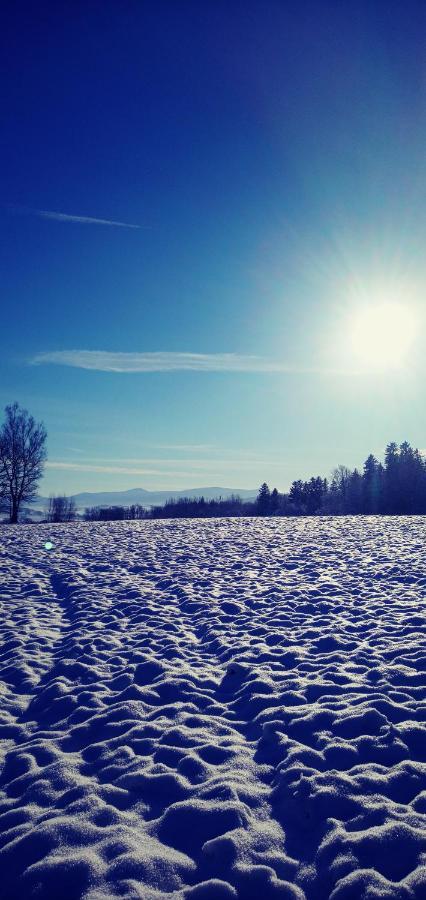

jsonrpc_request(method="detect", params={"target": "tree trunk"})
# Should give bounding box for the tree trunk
[10,501,18,524]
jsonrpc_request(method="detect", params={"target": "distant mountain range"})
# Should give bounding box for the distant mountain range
[33,486,258,512]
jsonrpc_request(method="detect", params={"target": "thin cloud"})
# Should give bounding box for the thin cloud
[47,455,283,472]
[30,349,337,374]
[46,461,166,476]
[45,460,260,479]
[55,456,283,470]
[149,443,216,452]
[8,204,142,229]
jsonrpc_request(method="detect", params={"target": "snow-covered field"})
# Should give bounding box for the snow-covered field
[0,517,425,900]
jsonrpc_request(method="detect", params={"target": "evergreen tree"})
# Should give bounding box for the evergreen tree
[362,454,382,513]
[270,487,280,514]
[347,469,363,514]
[305,476,327,514]
[289,480,306,514]
[256,482,271,516]
[384,442,399,513]
[397,442,424,513]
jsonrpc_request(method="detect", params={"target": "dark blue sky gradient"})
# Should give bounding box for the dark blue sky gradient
[1,1,426,492]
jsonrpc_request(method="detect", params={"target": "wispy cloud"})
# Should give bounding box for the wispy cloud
[46,455,284,474]
[8,204,142,229]
[45,460,267,481]
[52,456,282,469]
[31,349,334,374]
[149,443,215,452]
[46,461,165,476]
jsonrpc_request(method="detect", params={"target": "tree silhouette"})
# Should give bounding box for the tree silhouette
[362,454,382,513]
[47,495,76,523]
[270,487,280,514]
[384,442,399,513]
[289,479,305,513]
[256,482,271,515]
[346,469,363,514]
[0,402,47,523]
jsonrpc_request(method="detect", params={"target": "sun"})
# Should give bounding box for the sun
[349,302,417,370]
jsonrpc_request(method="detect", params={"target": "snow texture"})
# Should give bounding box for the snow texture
[0,516,425,899]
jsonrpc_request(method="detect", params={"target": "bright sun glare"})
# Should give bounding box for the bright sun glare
[349,303,417,370]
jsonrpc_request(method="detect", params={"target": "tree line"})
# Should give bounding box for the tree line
[1,402,426,522]
[82,442,426,520]
[284,441,426,516]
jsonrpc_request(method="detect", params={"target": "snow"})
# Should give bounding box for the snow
[0,516,425,899]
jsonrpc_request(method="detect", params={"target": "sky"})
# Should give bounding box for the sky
[1,0,426,495]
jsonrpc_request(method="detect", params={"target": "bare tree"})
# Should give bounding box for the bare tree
[0,402,47,523]
[47,495,76,523]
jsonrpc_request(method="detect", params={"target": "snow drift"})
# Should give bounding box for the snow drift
[0,517,425,899]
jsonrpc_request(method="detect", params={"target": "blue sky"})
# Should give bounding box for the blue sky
[2,1,426,494]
